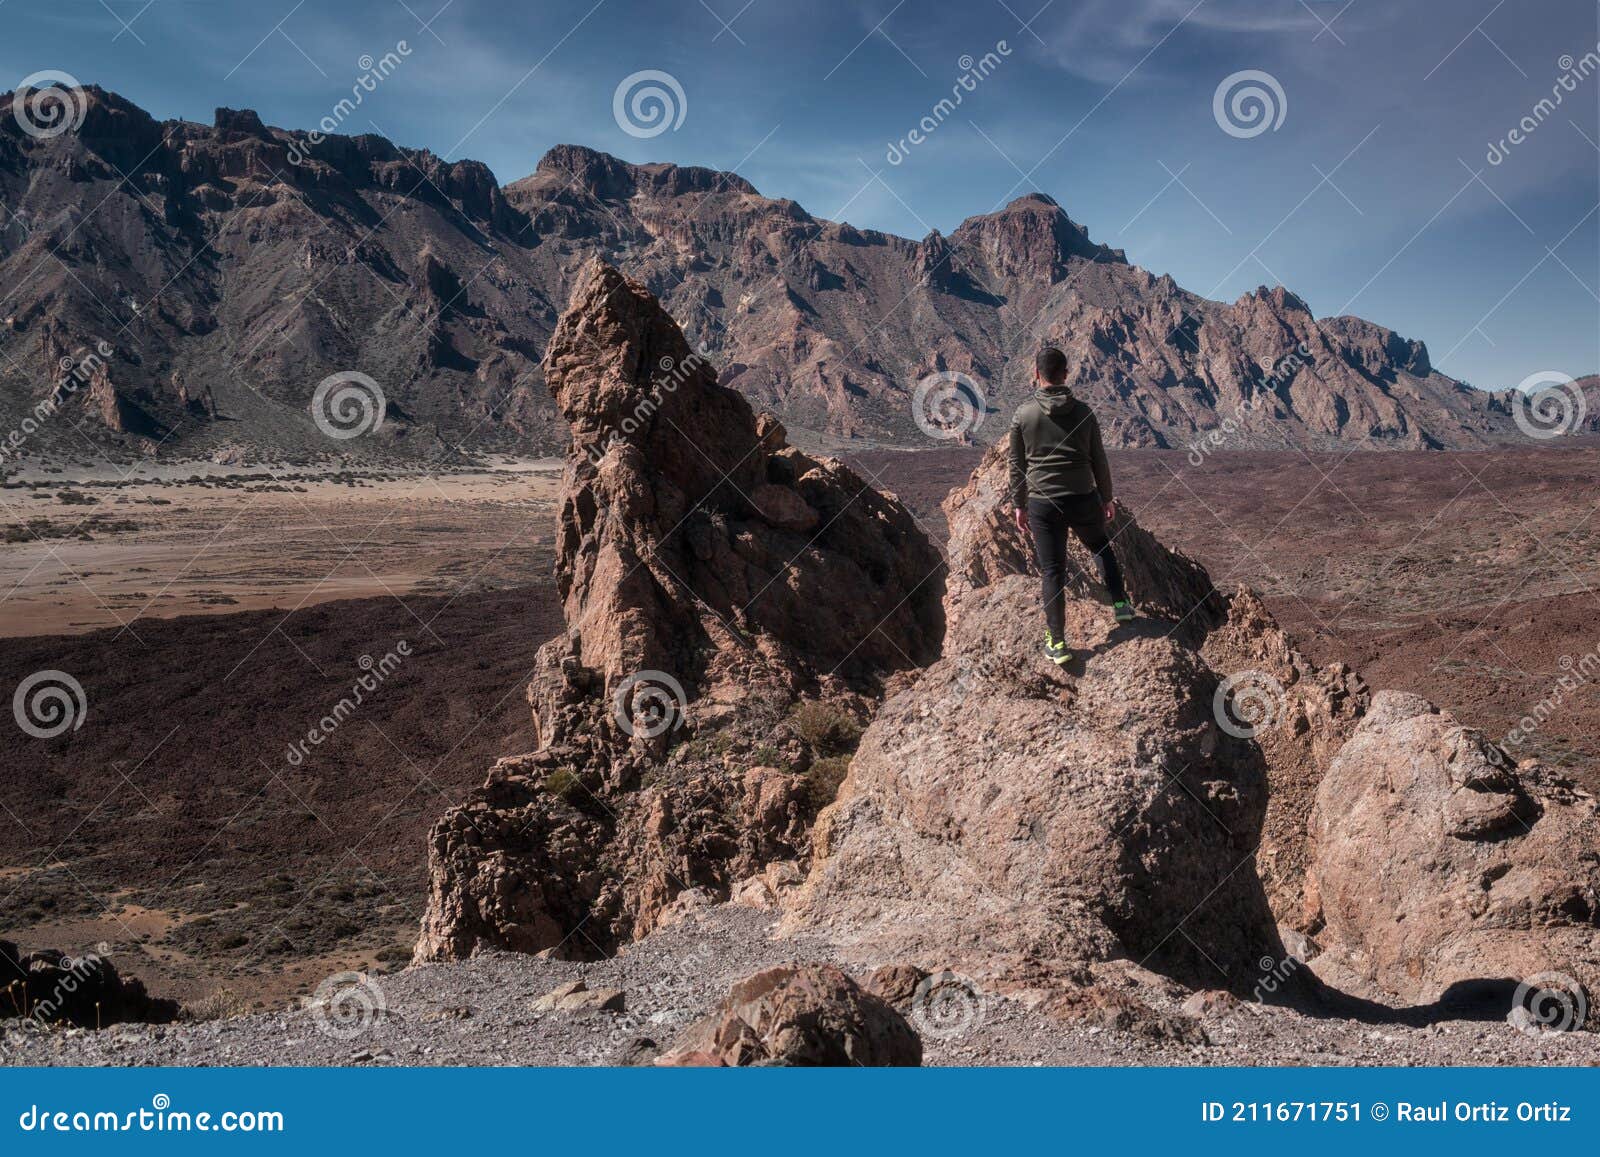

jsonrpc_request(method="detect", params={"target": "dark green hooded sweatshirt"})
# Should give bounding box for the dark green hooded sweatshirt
[1006,386,1114,507]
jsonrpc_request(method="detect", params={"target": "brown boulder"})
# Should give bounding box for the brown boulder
[658,963,921,1066]
[0,942,177,1029]
[783,573,1282,991]
[1307,692,1600,1027]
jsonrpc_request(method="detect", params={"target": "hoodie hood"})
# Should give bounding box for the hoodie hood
[1034,385,1078,416]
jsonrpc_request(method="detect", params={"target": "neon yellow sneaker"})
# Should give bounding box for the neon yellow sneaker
[1043,631,1071,666]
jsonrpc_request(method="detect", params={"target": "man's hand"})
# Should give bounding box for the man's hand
[1103,499,1118,524]
[1012,506,1031,538]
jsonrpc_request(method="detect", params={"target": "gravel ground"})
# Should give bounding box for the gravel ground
[4,907,1597,1068]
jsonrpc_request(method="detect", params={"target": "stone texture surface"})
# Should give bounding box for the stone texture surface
[657,963,922,1066]
[1307,692,1600,1027]
[940,440,1225,640]
[783,573,1282,992]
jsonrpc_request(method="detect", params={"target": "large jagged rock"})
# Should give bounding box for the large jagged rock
[414,263,943,963]
[1307,692,1600,1026]
[780,446,1396,998]
[783,573,1283,991]
[529,259,942,768]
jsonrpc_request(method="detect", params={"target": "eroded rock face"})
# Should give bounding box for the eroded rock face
[938,443,1361,932]
[1307,692,1600,1025]
[530,259,943,771]
[1,87,1526,459]
[414,263,942,962]
[778,446,1396,993]
[657,963,921,1066]
[783,574,1282,991]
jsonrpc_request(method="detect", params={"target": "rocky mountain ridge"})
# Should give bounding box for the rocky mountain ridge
[0,84,1537,462]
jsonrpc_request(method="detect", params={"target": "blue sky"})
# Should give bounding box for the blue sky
[6,0,1597,388]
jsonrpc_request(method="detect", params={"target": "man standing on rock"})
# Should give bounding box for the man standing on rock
[1008,347,1134,666]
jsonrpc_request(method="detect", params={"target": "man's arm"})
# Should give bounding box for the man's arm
[1089,413,1115,513]
[1008,417,1032,537]
[1008,418,1029,508]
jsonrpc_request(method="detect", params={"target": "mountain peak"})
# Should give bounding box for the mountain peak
[532,144,758,201]
[951,190,1126,274]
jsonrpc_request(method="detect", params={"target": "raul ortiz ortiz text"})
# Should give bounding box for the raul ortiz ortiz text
[285,641,411,765]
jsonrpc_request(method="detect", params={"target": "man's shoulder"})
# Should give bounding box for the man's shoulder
[1011,398,1041,425]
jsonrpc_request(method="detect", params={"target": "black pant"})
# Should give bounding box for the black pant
[1026,493,1127,640]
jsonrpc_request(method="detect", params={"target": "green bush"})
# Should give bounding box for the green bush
[788,701,862,754]
[803,755,852,811]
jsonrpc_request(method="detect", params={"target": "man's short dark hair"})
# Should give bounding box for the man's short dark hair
[1036,347,1068,384]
